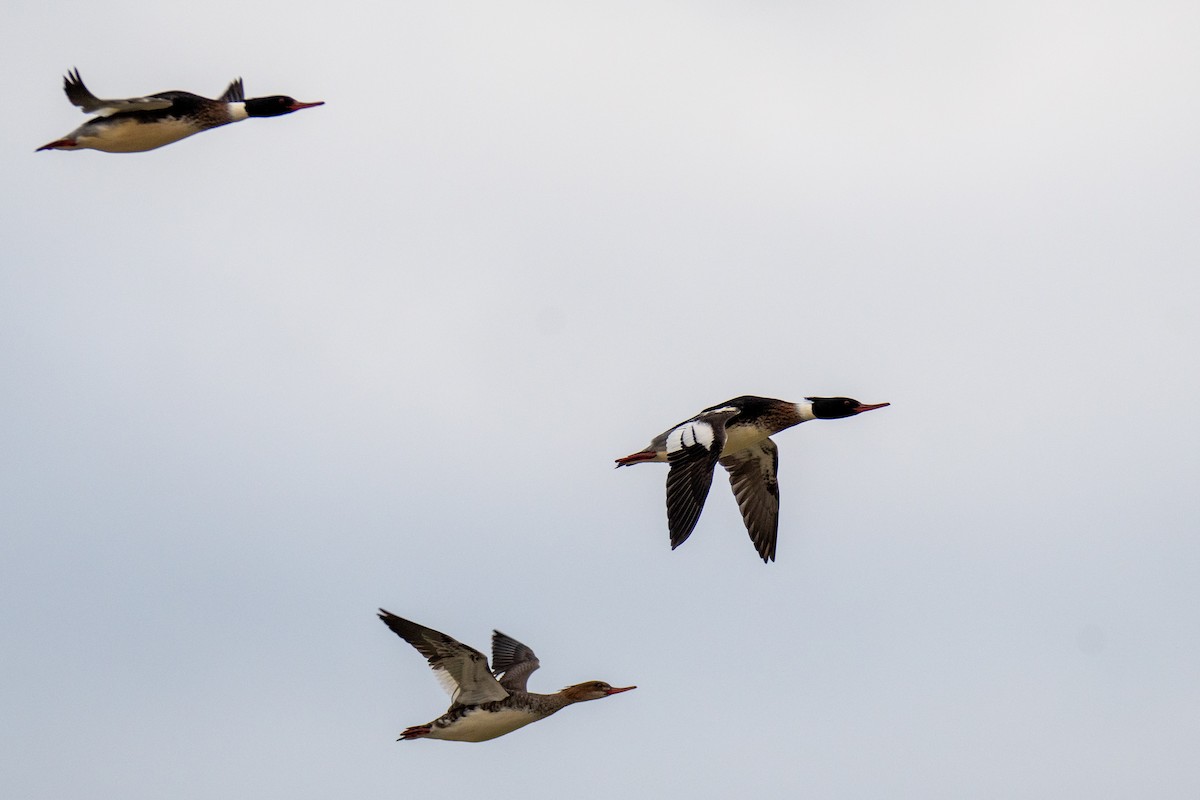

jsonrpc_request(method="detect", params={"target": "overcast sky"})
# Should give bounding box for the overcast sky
[3,1,1199,797]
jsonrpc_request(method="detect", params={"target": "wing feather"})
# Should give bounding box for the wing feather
[378,610,509,706]
[663,408,738,549]
[491,630,541,692]
[63,69,173,115]
[719,439,781,562]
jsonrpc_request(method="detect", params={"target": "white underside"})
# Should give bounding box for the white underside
[75,117,207,152]
[430,708,539,742]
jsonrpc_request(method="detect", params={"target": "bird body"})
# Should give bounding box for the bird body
[406,704,543,743]
[37,69,322,153]
[617,395,889,562]
[378,610,634,742]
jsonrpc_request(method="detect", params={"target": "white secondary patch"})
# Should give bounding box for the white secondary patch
[227,102,249,122]
[666,421,714,453]
[80,117,202,153]
[431,708,538,742]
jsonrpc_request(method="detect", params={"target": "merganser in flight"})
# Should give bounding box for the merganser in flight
[377,610,635,742]
[37,68,323,153]
[616,395,889,562]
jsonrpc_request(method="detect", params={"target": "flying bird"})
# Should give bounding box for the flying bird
[37,68,323,153]
[377,610,635,742]
[616,395,889,562]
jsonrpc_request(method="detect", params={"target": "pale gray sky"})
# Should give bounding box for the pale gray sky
[3,1,1199,798]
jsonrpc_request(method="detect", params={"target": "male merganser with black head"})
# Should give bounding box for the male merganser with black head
[37,68,323,153]
[377,610,635,742]
[616,395,889,563]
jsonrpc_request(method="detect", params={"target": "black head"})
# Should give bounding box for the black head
[244,95,325,118]
[806,396,890,419]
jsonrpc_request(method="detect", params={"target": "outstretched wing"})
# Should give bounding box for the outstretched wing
[62,68,172,115]
[720,439,781,562]
[664,408,738,550]
[491,630,541,692]
[378,610,509,706]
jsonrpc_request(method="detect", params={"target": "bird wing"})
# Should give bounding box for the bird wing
[491,630,541,692]
[719,439,781,562]
[378,610,509,706]
[218,78,245,103]
[62,69,173,115]
[664,410,734,549]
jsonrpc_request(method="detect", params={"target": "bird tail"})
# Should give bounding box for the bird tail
[398,724,432,740]
[36,138,77,151]
[614,450,657,468]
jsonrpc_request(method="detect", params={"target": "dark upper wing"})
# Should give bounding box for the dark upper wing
[719,439,781,562]
[491,630,541,692]
[62,68,173,115]
[219,78,245,103]
[664,409,738,550]
[378,610,509,705]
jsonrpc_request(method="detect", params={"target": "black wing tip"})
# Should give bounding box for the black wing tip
[762,538,778,562]
[750,530,778,563]
[219,77,246,103]
[666,478,706,551]
[377,608,410,631]
[61,68,97,109]
[490,629,519,655]
[63,67,85,93]
[668,519,698,550]
[667,498,703,549]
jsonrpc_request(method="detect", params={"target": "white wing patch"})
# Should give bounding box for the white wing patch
[666,420,715,454]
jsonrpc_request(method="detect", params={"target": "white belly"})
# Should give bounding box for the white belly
[431,708,539,742]
[78,118,205,153]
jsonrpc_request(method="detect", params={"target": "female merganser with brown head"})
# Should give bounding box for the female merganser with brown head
[616,395,889,563]
[37,68,323,153]
[377,610,635,742]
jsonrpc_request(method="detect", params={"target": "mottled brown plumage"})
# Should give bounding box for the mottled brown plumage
[378,610,635,742]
